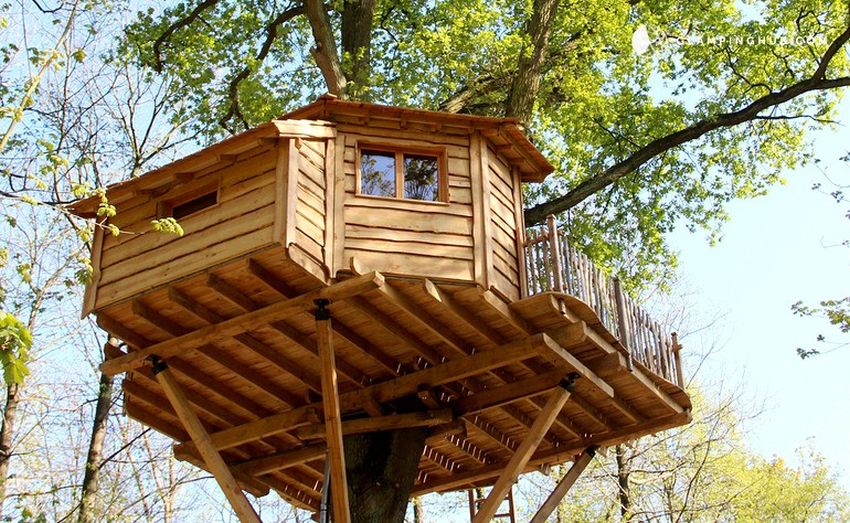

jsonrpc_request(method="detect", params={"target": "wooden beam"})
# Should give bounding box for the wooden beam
[232,444,326,477]
[588,352,684,414]
[153,363,261,523]
[174,407,318,459]
[450,369,567,416]
[472,388,571,523]
[536,334,615,398]
[100,271,385,375]
[412,412,688,496]
[375,282,472,358]
[314,306,351,523]
[207,273,258,312]
[422,279,505,346]
[530,448,596,523]
[248,259,402,375]
[173,336,542,456]
[295,409,453,440]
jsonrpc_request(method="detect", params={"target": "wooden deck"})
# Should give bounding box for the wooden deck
[96,245,691,512]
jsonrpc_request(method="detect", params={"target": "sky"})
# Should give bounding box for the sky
[667,96,850,487]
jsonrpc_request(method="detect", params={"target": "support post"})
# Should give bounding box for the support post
[472,382,574,523]
[546,214,564,293]
[314,300,352,523]
[151,358,261,523]
[671,333,684,388]
[612,277,633,371]
[530,446,597,523]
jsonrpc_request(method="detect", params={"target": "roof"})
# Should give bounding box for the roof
[69,95,554,217]
[282,94,554,182]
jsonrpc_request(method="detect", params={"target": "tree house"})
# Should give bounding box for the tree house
[70,95,691,522]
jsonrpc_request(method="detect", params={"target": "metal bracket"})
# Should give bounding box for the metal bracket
[314,299,331,321]
[148,355,168,375]
[559,372,581,392]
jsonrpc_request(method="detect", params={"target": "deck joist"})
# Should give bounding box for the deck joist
[97,245,691,512]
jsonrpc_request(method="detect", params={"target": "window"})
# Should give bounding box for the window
[158,185,219,220]
[358,144,445,202]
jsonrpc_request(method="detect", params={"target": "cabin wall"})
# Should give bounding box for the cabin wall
[485,145,526,302]
[92,144,281,311]
[334,119,476,282]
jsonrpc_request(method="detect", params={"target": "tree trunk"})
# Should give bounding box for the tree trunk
[615,444,631,520]
[305,0,347,97]
[342,427,429,523]
[505,0,561,125]
[78,339,119,523]
[0,382,21,520]
[340,0,376,101]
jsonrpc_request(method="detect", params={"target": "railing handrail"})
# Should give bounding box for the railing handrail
[524,216,685,388]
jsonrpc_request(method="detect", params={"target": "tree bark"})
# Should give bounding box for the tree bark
[615,444,631,520]
[505,0,561,125]
[305,0,347,97]
[340,0,376,100]
[78,338,120,523]
[0,382,21,520]
[342,427,429,523]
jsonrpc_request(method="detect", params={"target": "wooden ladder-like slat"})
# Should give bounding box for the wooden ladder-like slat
[467,485,517,523]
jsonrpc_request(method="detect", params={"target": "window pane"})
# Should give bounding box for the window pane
[361,151,396,197]
[404,154,439,201]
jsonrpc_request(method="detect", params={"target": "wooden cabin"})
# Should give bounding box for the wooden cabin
[70,95,691,523]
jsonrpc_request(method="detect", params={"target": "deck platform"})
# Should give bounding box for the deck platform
[98,245,691,512]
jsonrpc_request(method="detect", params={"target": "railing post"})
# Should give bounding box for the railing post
[671,332,684,388]
[546,215,564,293]
[612,277,633,371]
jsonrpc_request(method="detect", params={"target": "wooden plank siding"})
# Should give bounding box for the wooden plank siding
[95,144,285,309]
[340,127,476,282]
[290,138,329,280]
[487,146,523,302]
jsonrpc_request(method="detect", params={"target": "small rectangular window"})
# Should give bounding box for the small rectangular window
[171,191,218,220]
[158,185,219,221]
[357,144,444,202]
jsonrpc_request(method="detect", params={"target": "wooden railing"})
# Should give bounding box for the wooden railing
[524,216,685,388]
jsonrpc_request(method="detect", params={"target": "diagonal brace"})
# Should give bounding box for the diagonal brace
[530,446,597,523]
[151,357,261,523]
[472,383,574,523]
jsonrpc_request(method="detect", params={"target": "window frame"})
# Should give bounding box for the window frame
[156,181,221,221]
[355,141,449,203]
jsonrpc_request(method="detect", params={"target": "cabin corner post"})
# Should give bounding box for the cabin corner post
[149,357,262,523]
[314,299,352,523]
[470,132,494,290]
[274,137,299,249]
[512,167,529,299]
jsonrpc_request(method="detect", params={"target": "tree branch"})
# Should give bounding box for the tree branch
[304,0,347,97]
[218,4,304,132]
[151,0,222,72]
[524,11,850,226]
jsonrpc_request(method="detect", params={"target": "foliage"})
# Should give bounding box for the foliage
[792,153,849,358]
[518,388,850,522]
[119,0,850,291]
[0,312,30,385]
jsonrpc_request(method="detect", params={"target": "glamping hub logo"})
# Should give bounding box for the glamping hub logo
[631,23,827,55]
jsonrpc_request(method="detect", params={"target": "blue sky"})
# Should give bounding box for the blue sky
[668,96,850,486]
